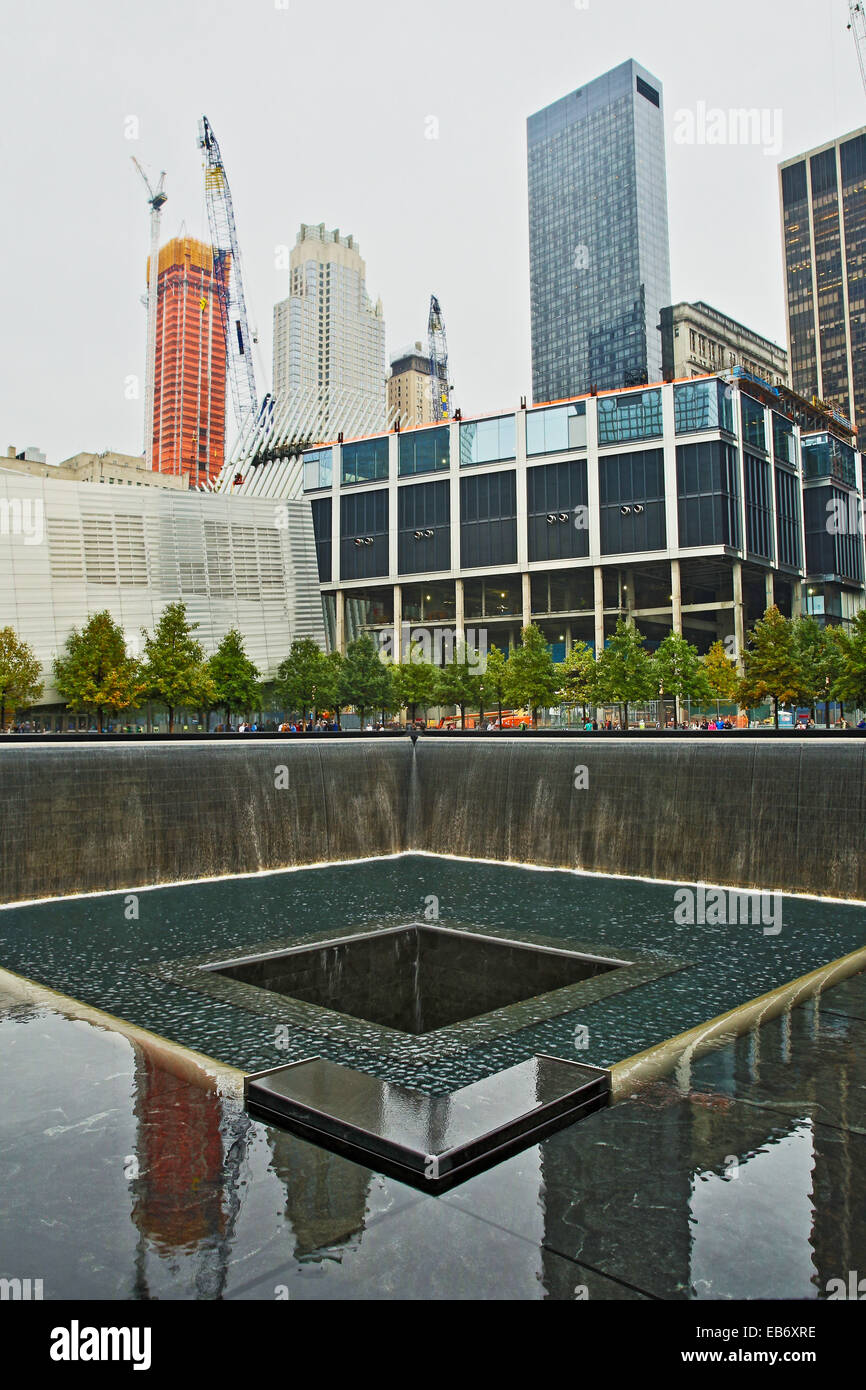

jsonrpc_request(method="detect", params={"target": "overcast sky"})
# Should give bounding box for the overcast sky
[1,0,862,462]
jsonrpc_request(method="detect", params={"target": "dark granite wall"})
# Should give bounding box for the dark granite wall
[2,737,865,903]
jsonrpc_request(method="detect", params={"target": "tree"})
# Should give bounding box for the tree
[832,610,866,713]
[592,618,655,730]
[322,650,344,727]
[338,634,390,728]
[436,649,481,729]
[391,643,440,726]
[53,611,144,733]
[703,640,741,718]
[141,603,213,734]
[505,625,559,729]
[650,632,711,721]
[276,637,333,728]
[478,644,510,727]
[791,617,844,726]
[0,627,43,730]
[556,642,597,722]
[738,606,802,729]
[209,629,261,727]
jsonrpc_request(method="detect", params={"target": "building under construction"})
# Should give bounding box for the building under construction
[150,237,227,484]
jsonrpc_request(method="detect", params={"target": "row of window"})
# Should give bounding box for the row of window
[312,443,821,581]
[304,385,824,492]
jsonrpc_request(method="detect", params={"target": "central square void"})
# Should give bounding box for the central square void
[208,924,623,1035]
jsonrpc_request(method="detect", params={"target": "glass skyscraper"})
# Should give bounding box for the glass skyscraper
[527,59,672,404]
[780,128,866,440]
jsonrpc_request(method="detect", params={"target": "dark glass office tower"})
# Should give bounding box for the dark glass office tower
[527,59,672,404]
[780,129,866,439]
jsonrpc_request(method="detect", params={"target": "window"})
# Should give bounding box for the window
[341,436,389,486]
[677,441,740,548]
[775,467,802,570]
[674,380,735,435]
[303,448,333,492]
[772,414,796,467]
[527,460,589,562]
[597,390,662,445]
[340,490,389,581]
[311,497,332,582]
[526,402,587,455]
[459,415,516,467]
[801,433,856,487]
[459,471,517,568]
[599,449,666,554]
[399,426,450,477]
[744,453,774,560]
[740,395,767,453]
[398,480,450,575]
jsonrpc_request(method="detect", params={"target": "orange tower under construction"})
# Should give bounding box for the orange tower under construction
[149,237,228,484]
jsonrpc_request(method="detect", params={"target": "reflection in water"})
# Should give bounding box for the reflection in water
[266,1128,372,1262]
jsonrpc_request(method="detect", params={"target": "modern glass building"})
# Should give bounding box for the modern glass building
[293,372,866,661]
[527,59,672,404]
[780,128,866,444]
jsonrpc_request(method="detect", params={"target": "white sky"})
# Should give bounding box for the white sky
[1,0,863,462]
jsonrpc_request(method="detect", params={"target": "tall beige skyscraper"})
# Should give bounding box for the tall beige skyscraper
[272,224,386,445]
[386,342,438,427]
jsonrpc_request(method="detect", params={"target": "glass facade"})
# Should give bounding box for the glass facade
[597,389,663,444]
[527,460,589,562]
[804,485,865,583]
[599,448,666,553]
[402,581,455,624]
[773,413,796,466]
[303,448,333,492]
[398,426,450,477]
[775,466,802,570]
[744,453,774,561]
[676,441,740,549]
[527,60,671,402]
[673,380,735,435]
[741,395,767,453]
[459,416,516,467]
[340,490,389,581]
[459,472,518,569]
[311,497,332,582]
[801,433,857,487]
[526,402,587,455]
[397,480,450,575]
[463,576,522,619]
[341,436,389,486]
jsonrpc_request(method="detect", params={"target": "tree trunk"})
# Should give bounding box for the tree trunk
[168,707,175,735]
[773,697,779,730]
[622,702,629,732]
[460,702,466,730]
[1,699,5,731]
[97,707,104,734]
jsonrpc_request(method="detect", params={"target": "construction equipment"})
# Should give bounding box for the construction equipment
[198,116,258,432]
[849,1,866,97]
[427,295,452,422]
[131,159,167,469]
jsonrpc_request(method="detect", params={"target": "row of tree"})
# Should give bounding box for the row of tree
[2,603,866,732]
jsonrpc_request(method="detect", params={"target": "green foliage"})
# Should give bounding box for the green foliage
[209,629,261,723]
[703,640,740,707]
[593,618,655,729]
[0,626,43,729]
[832,610,866,709]
[276,637,334,723]
[505,625,559,728]
[555,642,596,714]
[140,603,214,733]
[791,616,843,715]
[478,644,510,723]
[338,634,391,726]
[391,643,440,724]
[436,649,481,728]
[651,632,711,705]
[738,606,802,728]
[53,611,144,732]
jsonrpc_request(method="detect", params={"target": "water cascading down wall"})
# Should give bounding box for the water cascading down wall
[2,738,865,904]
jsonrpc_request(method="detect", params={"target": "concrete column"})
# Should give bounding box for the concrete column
[393,584,403,663]
[765,570,775,613]
[336,589,346,656]
[671,558,683,637]
[733,561,745,670]
[455,577,465,652]
[594,565,605,655]
[791,577,804,619]
[522,572,532,631]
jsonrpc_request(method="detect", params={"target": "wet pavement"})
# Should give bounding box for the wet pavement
[2,970,865,1300]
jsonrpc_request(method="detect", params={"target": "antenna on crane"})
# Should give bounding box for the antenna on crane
[428,294,452,422]
[849,1,866,97]
[198,116,258,433]
[132,158,167,470]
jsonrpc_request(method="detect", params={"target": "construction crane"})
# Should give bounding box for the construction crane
[427,295,452,422]
[198,116,258,432]
[849,1,866,97]
[132,159,167,470]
